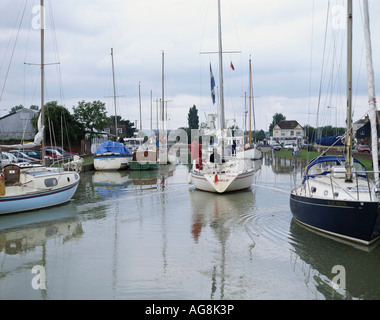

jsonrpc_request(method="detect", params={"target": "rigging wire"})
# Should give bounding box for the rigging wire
[307,0,315,150]
[0,0,28,105]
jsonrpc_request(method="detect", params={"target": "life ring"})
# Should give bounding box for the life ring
[0,172,4,182]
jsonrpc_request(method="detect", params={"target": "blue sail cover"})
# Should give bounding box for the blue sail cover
[95,141,132,155]
[316,135,344,146]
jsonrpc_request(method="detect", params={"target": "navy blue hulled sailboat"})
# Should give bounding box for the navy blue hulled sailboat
[290,0,380,246]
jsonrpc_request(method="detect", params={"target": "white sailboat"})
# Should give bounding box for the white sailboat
[189,0,260,193]
[94,48,132,170]
[0,0,80,215]
[290,0,380,246]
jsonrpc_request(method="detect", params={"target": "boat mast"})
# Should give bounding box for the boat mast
[363,0,379,186]
[249,56,252,145]
[217,0,225,130]
[111,48,118,138]
[345,0,353,182]
[139,81,142,131]
[40,0,45,165]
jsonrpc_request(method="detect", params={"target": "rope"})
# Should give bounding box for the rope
[0,0,28,103]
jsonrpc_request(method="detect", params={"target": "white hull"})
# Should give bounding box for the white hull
[189,158,260,193]
[94,153,131,170]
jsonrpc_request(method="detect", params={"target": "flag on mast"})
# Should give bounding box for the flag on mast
[210,63,216,104]
[230,61,235,71]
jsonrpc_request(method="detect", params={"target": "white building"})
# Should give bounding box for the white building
[272,120,305,146]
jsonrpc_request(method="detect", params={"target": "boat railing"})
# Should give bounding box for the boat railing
[300,169,380,201]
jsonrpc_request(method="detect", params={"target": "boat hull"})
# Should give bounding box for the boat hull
[94,154,131,170]
[190,169,255,193]
[290,193,380,245]
[0,180,79,215]
[129,161,159,171]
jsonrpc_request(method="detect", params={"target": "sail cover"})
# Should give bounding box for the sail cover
[316,135,344,146]
[95,141,132,155]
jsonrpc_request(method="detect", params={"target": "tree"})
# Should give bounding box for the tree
[32,101,85,145]
[188,105,199,129]
[109,115,136,138]
[120,119,136,138]
[30,105,39,111]
[269,113,286,135]
[10,104,24,114]
[256,129,266,142]
[73,100,109,140]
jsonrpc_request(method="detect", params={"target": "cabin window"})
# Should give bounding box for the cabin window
[44,178,58,187]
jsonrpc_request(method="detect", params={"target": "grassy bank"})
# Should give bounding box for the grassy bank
[273,149,374,171]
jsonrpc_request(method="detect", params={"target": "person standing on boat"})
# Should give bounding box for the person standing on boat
[210,148,221,164]
[191,136,202,170]
[232,140,237,155]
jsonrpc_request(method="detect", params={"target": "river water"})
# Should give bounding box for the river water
[1,153,380,300]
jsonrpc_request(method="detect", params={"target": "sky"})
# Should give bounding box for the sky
[1,0,380,133]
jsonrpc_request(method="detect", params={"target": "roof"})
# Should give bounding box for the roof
[275,120,302,130]
[0,108,36,120]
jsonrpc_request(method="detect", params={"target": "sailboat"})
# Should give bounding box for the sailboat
[94,48,132,171]
[0,0,80,215]
[290,0,380,246]
[237,57,262,160]
[128,82,159,171]
[188,0,260,193]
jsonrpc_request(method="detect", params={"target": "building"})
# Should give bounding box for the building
[0,109,37,140]
[355,111,380,149]
[272,120,305,146]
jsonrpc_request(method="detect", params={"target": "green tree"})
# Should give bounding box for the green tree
[269,113,286,136]
[187,105,199,129]
[32,101,85,145]
[73,100,109,140]
[109,115,136,138]
[256,129,266,142]
[120,119,136,138]
[10,104,24,114]
[30,105,39,111]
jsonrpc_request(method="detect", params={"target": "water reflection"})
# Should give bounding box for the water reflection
[0,203,83,299]
[289,219,380,299]
[189,188,257,299]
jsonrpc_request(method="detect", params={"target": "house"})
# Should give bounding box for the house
[272,120,305,146]
[0,109,37,140]
[355,111,380,148]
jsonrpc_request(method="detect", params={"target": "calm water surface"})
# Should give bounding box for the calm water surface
[1,154,380,300]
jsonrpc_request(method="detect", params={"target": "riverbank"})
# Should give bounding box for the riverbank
[273,148,375,170]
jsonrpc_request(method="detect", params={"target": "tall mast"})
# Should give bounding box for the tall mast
[249,56,252,145]
[217,0,225,130]
[111,48,118,138]
[40,0,45,164]
[139,81,142,131]
[162,51,165,130]
[150,90,152,132]
[345,0,353,182]
[363,0,379,186]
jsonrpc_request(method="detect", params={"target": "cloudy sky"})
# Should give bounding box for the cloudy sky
[1,0,380,132]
